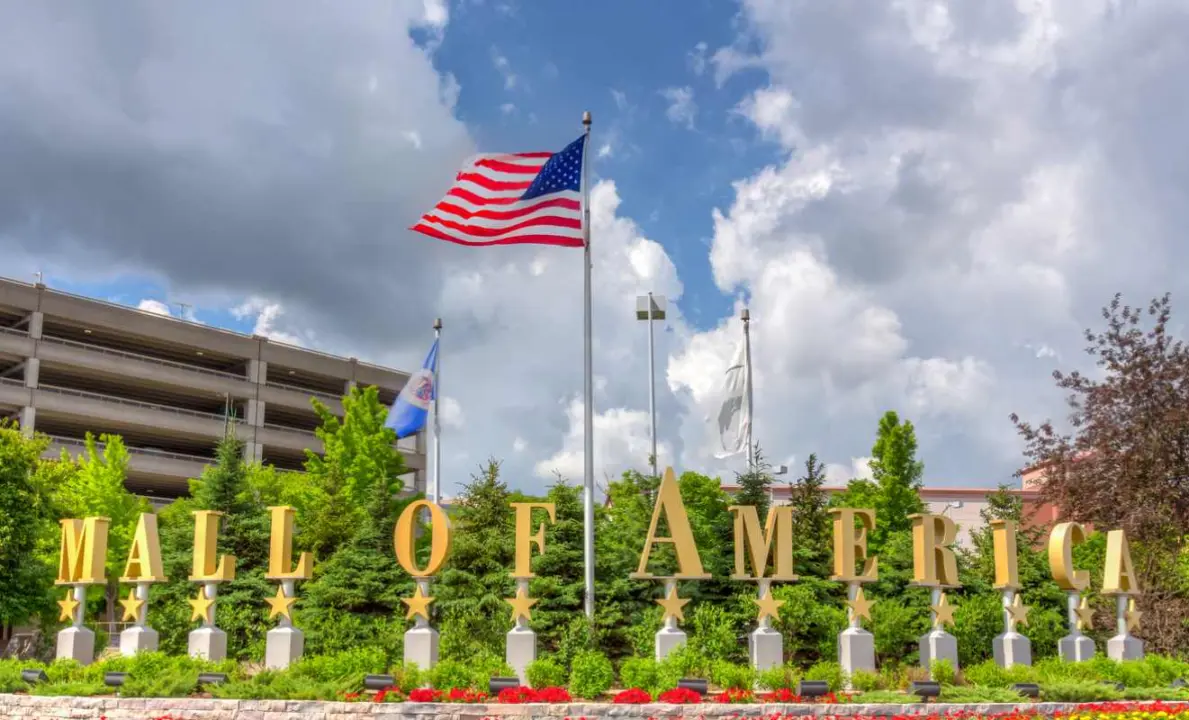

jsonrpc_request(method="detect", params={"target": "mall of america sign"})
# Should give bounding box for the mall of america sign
[52,467,1143,681]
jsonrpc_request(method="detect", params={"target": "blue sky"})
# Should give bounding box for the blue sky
[6,0,1189,493]
[427,0,775,329]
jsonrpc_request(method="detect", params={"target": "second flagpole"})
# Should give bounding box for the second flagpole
[432,317,442,505]
[742,308,755,471]
[581,110,596,619]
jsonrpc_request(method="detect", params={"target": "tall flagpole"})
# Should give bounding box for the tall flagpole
[431,317,442,504]
[742,307,755,471]
[581,110,596,619]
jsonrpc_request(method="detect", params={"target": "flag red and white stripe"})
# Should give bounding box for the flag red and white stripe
[411,151,585,248]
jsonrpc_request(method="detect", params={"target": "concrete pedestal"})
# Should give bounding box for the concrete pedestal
[993,631,1032,668]
[1059,634,1096,662]
[655,626,687,661]
[1107,634,1143,661]
[56,626,95,665]
[266,626,304,670]
[1106,594,1143,661]
[919,630,959,673]
[506,626,537,685]
[119,626,159,656]
[839,627,876,677]
[749,627,783,670]
[405,625,439,670]
[189,626,227,661]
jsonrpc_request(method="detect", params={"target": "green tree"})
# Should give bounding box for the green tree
[303,385,405,558]
[0,424,56,649]
[788,453,831,578]
[732,446,773,520]
[867,411,926,549]
[54,433,150,627]
[300,456,413,661]
[531,482,587,657]
[436,458,516,656]
[154,433,272,659]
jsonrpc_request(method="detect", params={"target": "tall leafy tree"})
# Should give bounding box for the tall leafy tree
[54,434,150,626]
[1013,292,1189,652]
[0,424,56,650]
[787,453,831,578]
[304,385,405,558]
[867,411,926,549]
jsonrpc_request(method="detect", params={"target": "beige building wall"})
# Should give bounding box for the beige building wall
[0,277,425,499]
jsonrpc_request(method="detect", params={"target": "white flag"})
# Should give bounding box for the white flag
[715,340,750,458]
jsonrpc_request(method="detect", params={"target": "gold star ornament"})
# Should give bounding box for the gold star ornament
[188,589,215,624]
[754,589,785,623]
[57,591,80,623]
[1074,596,1095,631]
[1007,594,1031,627]
[931,592,956,628]
[505,586,538,624]
[656,584,690,624]
[402,584,434,621]
[1125,597,1143,633]
[847,587,875,623]
[266,585,297,621]
[119,589,145,622]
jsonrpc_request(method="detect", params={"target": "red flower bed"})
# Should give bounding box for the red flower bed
[407,687,442,702]
[759,688,839,703]
[536,686,574,703]
[657,687,703,704]
[612,687,653,704]
[713,687,756,704]
[447,687,488,703]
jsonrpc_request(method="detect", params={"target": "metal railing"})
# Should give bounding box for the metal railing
[35,383,240,422]
[39,334,248,381]
[0,325,29,338]
[0,376,26,387]
[45,434,214,464]
[37,283,250,340]
[261,421,316,437]
[265,379,342,403]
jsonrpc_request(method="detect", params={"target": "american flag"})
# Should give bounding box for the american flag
[411,135,586,248]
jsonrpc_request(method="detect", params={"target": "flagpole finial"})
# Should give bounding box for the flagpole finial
[433,318,443,331]
[583,110,592,128]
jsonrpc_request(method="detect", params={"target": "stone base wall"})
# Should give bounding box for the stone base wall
[0,696,1100,720]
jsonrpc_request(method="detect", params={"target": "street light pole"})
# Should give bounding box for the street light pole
[636,293,667,478]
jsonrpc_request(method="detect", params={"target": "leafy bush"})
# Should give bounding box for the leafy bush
[939,685,1027,703]
[568,650,614,700]
[619,657,659,694]
[852,690,913,704]
[526,656,567,689]
[709,660,755,691]
[1041,681,1123,702]
[849,669,883,692]
[210,671,340,701]
[930,658,956,686]
[757,664,799,691]
[805,660,844,692]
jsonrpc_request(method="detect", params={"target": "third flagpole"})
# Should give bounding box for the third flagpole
[581,110,596,619]
[742,308,755,471]
[432,318,442,505]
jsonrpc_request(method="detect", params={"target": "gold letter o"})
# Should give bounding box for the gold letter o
[394,500,452,577]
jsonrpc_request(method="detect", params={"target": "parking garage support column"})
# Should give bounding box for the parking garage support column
[28,311,43,340]
[19,311,42,437]
[244,358,267,463]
